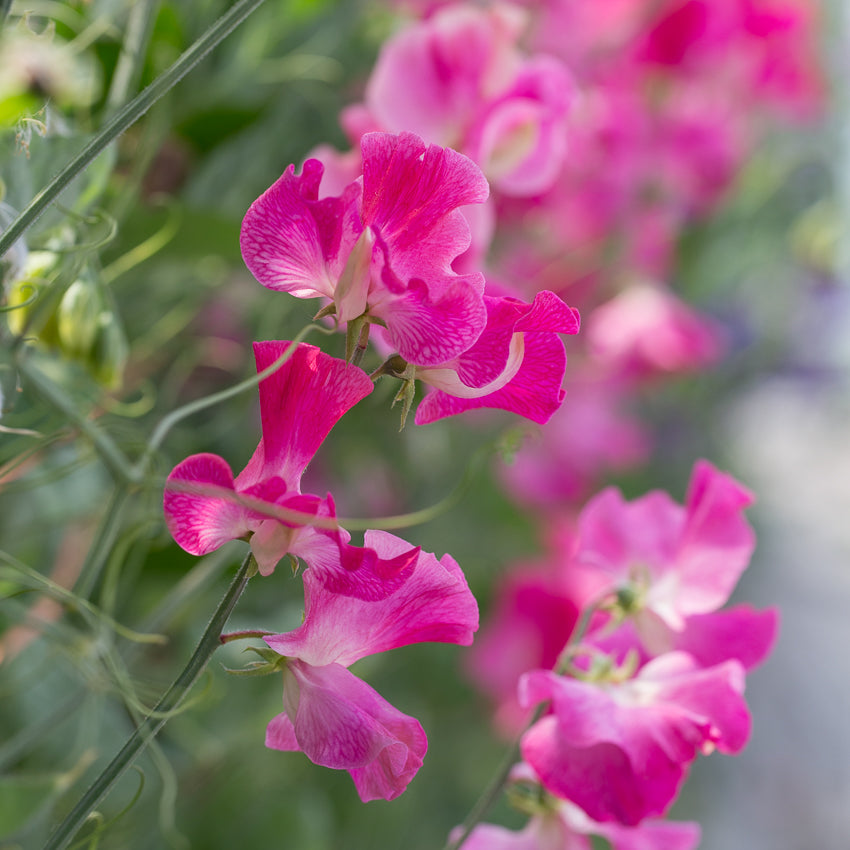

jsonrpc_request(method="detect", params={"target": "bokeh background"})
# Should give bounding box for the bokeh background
[1,1,848,848]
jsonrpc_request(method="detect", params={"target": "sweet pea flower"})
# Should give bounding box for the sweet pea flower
[355,3,573,197]
[520,652,751,825]
[587,282,724,379]
[164,341,417,592]
[240,131,489,366]
[264,530,479,801]
[571,459,756,645]
[413,290,580,425]
[459,764,701,850]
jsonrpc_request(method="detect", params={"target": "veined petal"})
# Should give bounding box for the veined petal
[375,274,488,366]
[266,661,427,802]
[360,132,489,262]
[236,342,374,490]
[265,530,478,668]
[240,159,360,299]
[164,453,252,555]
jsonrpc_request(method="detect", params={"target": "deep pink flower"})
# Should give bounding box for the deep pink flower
[240,131,489,366]
[414,290,580,425]
[520,652,751,825]
[163,341,416,590]
[264,530,479,801]
[460,777,701,850]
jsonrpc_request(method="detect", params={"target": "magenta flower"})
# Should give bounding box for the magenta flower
[164,341,416,590]
[519,652,751,825]
[240,131,489,366]
[413,290,580,425]
[264,530,479,801]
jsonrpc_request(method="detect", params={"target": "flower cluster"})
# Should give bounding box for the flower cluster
[160,0,816,837]
[467,461,778,843]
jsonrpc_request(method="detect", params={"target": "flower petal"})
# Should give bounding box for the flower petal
[265,530,478,668]
[164,453,251,555]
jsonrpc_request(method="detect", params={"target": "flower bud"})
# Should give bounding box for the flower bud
[4,250,60,340]
[57,277,102,358]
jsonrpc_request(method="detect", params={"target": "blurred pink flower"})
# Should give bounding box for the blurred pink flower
[264,530,479,801]
[352,3,573,197]
[414,290,580,424]
[520,652,751,825]
[240,131,489,366]
[164,342,417,590]
[587,282,724,378]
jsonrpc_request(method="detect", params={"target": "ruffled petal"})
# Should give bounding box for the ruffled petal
[265,530,478,668]
[240,159,361,299]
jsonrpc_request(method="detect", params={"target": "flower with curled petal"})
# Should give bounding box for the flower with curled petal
[163,341,418,594]
[264,530,479,801]
[240,131,489,367]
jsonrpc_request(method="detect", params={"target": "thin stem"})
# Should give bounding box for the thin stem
[443,592,614,849]
[137,322,332,464]
[0,0,269,259]
[16,354,138,484]
[42,550,256,850]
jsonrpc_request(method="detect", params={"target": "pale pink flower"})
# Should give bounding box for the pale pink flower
[164,341,417,590]
[414,290,580,425]
[520,652,751,825]
[355,3,573,197]
[586,282,724,378]
[264,530,479,801]
[240,131,489,366]
[572,460,756,639]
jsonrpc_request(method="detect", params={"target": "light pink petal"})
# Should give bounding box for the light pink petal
[519,655,751,825]
[596,818,701,850]
[458,818,572,850]
[575,488,685,583]
[267,661,426,802]
[237,342,373,490]
[473,55,573,196]
[673,604,779,670]
[164,453,252,555]
[240,159,361,299]
[265,530,478,668]
[675,460,756,614]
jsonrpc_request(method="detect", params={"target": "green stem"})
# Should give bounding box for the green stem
[137,322,331,465]
[0,0,269,259]
[443,592,613,850]
[42,551,256,850]
[16,354,138,484]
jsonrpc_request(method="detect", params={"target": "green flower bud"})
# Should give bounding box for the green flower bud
[57,277,102,358]
[5,250,60,339]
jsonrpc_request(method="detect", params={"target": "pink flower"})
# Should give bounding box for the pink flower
[461,781,701,850]
[587,282,724,378]
[358,4,573,196]
[264,530,479,801]
[240,131,489,366]
[413,290,580,425]
[572,460,756,638]
[520,652,751,825]
[163,341,417,590]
